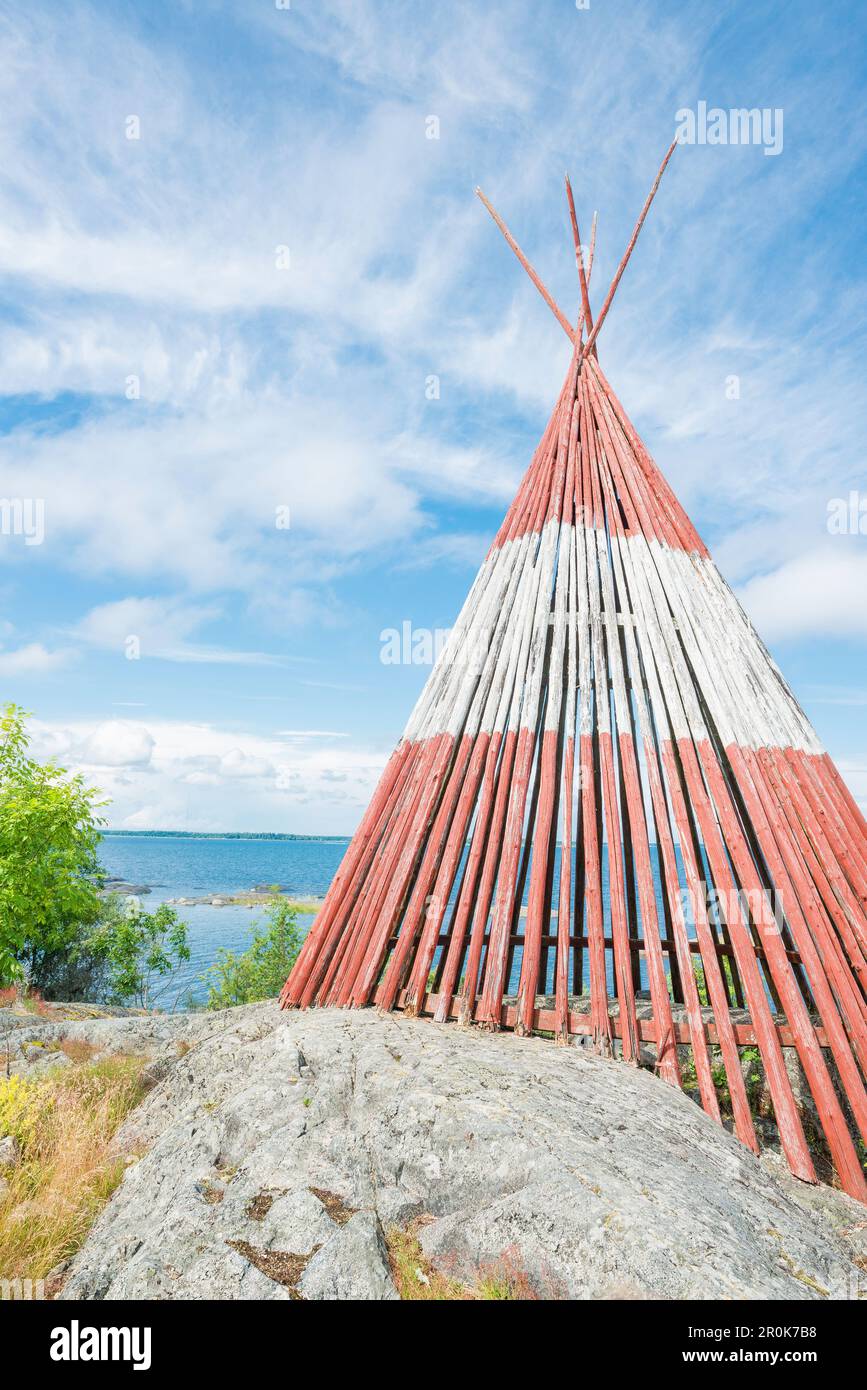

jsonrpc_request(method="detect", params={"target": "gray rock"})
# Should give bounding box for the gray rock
[27,1050,73,1077]
[1,1011,198,1080]
[301,1211,399,1301]
[50,1003,866,1301]
[0,1135,20,1172]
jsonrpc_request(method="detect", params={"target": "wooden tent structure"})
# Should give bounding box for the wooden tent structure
[282,143,867,1202]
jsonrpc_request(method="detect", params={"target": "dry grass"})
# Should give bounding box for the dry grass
[0,1055,147,1283]
[19,991,53,1018]
[386,1225,469,1299]
[385,1223,539,1301]
[58,1039,100,1064]
[474,1253,540,1300]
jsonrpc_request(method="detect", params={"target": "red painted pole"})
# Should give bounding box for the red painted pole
[580,138,677,363]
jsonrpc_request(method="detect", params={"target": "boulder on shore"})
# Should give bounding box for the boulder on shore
[9,1002,864,1301]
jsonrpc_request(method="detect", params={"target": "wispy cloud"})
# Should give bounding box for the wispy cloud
[805,686,867,708]
[72,598,289,666]
[275,730,349,739]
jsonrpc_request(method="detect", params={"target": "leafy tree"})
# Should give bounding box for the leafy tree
[204,898,303,1009]
[89,898,191,1010]
[33,927,112,1003]
[0,942,21,990]
[0,704,105,988]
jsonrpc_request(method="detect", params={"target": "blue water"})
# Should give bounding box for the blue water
[97,833,692,1011]
[98,835,350,1009]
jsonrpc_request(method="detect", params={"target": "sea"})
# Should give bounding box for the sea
[99,833,349,1009]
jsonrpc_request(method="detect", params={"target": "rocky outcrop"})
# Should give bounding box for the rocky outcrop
[5,1002,865,1300]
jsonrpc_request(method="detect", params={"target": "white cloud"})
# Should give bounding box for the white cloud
[75,597,215,651]
[836,760,867,817]
[736,549,867,641]
[219,748,274,780]
[73,596,288,665]
[79,721,155,768]
[28,716,388,834]
[275,730,348,739]
[805,686,867,707]
[0,400,450,601]
[0,642,71,674]
[0,311,253,404]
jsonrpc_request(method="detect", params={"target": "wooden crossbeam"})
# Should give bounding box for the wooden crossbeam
[398,991,832,1053]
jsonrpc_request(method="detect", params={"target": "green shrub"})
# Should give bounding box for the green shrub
[204,898,303,1009]
[0,704,105,989]
[87,899,190,1010]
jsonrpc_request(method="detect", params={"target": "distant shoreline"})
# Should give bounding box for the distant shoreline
[100,830,350,842]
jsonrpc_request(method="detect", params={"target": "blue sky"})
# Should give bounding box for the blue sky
[0,0,865,832]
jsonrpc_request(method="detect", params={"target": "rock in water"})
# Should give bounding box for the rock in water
[52,1003,864,1301]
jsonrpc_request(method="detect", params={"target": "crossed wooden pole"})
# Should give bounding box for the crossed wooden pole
[475,137,678,361]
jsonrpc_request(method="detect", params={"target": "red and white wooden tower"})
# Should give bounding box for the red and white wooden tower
[282,144,867,1203]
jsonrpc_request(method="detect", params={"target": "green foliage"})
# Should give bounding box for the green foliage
[34,928,111,1004]
[692,954,737,1008]
[204,898,303,1009]
[680,1043,766,1119]
[88,899,191,1010]
[0,944,22,990]
[0,704,106,988]
[741,1046,765,1112]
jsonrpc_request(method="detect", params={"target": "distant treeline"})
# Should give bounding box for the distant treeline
[100,830,350,842]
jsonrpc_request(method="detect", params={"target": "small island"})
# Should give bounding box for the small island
[99,876,325,912]
[165,889,325,911]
